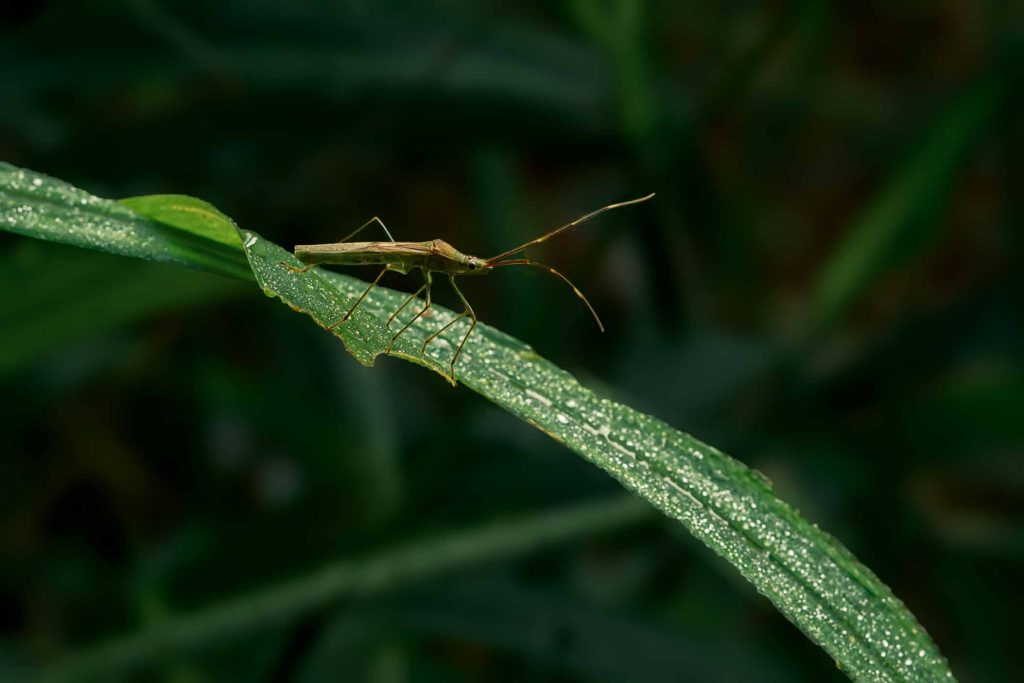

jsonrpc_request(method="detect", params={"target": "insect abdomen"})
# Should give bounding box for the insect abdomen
[295,241,433,267]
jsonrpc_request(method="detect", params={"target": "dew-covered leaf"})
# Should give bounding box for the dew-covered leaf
[244,233,954,682]
[120,194,243,250]
[0,163,251,281]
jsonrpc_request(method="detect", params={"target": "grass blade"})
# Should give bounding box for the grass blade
[810,76,1000,329]
[0,164,251,281]
[43,496,650,681]
[249,233,952,682]
[0,242,246,375]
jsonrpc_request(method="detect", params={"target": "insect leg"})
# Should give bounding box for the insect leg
[336,216,396,243]
[328,266,390,330]
[387,271,433,352]
[447,275,477,378]
[387,282,427,328]
[421,311,466,352]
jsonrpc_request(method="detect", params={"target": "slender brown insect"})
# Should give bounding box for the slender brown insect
[288,193,655,378]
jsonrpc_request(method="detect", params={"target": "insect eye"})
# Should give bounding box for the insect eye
[468,261,477,269]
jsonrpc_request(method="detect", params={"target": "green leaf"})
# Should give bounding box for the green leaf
[0,164,252,281]
[2,163,955,681]
[810,76,999,329]
[119,194,244,250]
[247,233,952,682]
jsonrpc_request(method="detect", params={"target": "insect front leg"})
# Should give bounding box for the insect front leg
[386,271,432,353]
[447,275,477,378]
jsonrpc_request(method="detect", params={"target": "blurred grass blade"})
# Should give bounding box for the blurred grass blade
[0,241,246,375]
[2,164,955,681]
[810,76,999,329]
[384,579,756,682]
[44,495,651,681]
[0,164,251,281]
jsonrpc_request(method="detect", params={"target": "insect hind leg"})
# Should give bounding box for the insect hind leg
[328,266,390,330]
[337,216,396,243]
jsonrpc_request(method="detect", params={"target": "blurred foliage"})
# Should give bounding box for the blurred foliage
[1,1,1021,681]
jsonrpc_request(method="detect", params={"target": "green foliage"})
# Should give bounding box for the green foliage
[119,194,245,251]
[0,165,250,280]
[44,495,651,681]
[5,3,1020,681]
[810,77,1001,330]
[0,242,246,376]
[2,163,955,681]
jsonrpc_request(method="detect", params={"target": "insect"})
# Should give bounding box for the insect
[288,193,655,378]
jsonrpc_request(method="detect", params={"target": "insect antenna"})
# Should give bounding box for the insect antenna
[486,193,655,263]
[488,259,605,332]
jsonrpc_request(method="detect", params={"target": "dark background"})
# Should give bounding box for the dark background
[2,1,1021,681]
